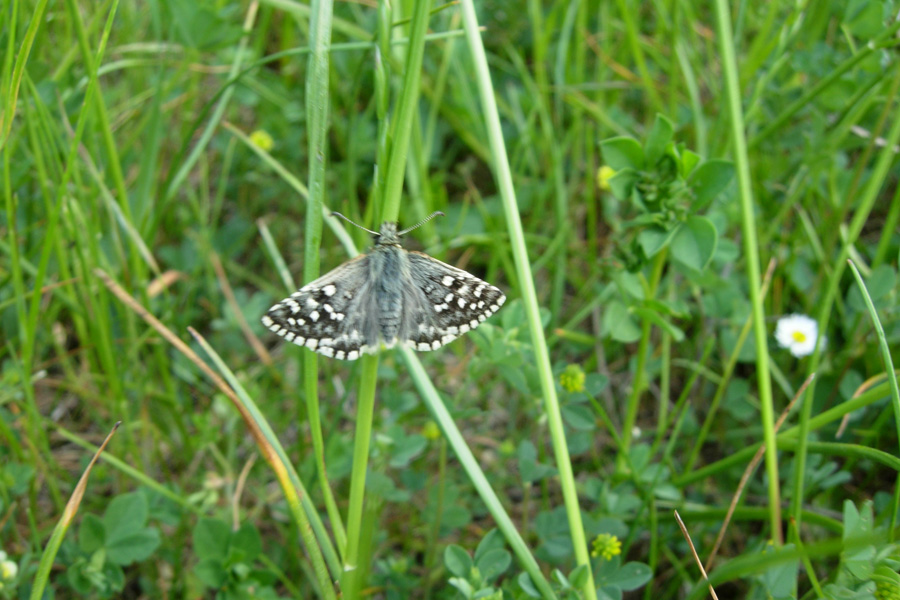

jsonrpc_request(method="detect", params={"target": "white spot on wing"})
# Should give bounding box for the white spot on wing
[323,284,337,296]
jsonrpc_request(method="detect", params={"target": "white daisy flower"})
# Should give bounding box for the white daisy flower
[775,314,823,357]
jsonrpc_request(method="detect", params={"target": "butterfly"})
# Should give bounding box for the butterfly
[262,213,506,360]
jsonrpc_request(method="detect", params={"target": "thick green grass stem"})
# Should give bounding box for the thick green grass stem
[302,0,347,557]
[380,0,431,223]
[341,354,379,600]
[343,2,431,595]
[460,2,596,597]
[792,68,900,529]
[712,0,781,544]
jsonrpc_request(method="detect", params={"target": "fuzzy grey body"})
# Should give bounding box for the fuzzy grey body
[262,222,505,360]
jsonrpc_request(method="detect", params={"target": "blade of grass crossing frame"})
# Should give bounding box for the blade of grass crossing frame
[459,2,594,596]
[30,423,121,600]
[847,260,900,451]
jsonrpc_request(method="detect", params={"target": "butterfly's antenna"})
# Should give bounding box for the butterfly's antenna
[398,211,445,236]
[331,212,379,236]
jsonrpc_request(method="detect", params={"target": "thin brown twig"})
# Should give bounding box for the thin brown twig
[835,369,900,438]
[210,253,272,366]
[232,453,257,530]
[674,510,719,600]
[94,268,279,467]
[704,372,816,569]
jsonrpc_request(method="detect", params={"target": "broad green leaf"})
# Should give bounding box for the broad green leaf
[608,168,640,200]
[670,216,718,271]
[517,440,556,483]
[689,159,735,208]
[448,577,473,598]
[79,513,105,554]
[601,300,641,343]
[760,544,798,599]
[193,517,230,562]
[600,137,645,170]
[389,433,427,468]
[444,544,473,578]
[569,564,590,589]
[473,588,502,600]
[843,500,875,580]
[585,373,609,396]
[474,529,505,563]
[4,462,34,496]
[231,522,263,562]
[638,225,679,259]
[607,562,652,590]
[476,548,511,582]
[67,558,94,594]
[645,114,674,165]
[105,529,161,565]
[194,557,228,588]
[562,404,596,431]
[103,492,149,544]
[680,148,701,177]
[518,572,542,598]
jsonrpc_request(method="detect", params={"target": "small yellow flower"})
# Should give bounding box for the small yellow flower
[591,533,622,561]
[249,129,274,152]
[422,420,441,441]
[876,579,900,600]
[560,364,585,393]
[875,566,900,600]
[597,165,616,191]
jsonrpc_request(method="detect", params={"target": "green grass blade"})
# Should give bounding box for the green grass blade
[460,1,594,596]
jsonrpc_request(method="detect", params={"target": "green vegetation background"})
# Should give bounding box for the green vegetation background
[2,0,900,599]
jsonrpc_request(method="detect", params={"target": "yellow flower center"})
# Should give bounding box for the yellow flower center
[791,331,807,343]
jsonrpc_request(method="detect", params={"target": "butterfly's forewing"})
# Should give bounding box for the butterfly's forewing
[262,255,380,360]
[399,252,506,351]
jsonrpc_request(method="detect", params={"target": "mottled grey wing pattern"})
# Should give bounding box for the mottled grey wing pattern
[399,252,506,351]
[261,255,380,360]
[263,234,506,360]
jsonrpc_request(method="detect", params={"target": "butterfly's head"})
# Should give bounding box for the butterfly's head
[375,222,402,246]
